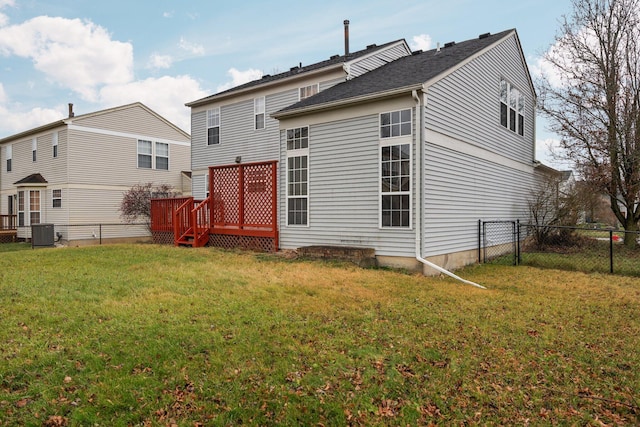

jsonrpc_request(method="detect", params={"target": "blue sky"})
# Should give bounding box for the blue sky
[0,0,572,166]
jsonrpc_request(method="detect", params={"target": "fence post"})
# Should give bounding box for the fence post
[478,220,481,263]
[609,230,613,274]
[516,220,521,266]
[99,224,102,245]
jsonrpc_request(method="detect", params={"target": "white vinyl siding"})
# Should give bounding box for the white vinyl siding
[425,34,535,164]
[279,113,415,257]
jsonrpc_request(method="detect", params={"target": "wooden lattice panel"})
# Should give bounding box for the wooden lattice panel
[209,234,276,252]
[152,231,174,245]
[211,167,240,225]
[243,163,275,226]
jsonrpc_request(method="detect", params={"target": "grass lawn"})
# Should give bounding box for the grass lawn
[1,244,639,426]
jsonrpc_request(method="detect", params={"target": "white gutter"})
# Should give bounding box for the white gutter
[411,89,486,290]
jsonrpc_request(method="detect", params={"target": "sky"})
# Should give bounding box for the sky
[0,0,573,168]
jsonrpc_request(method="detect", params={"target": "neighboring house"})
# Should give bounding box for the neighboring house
[181,28,539,273]
[0,102,191,244]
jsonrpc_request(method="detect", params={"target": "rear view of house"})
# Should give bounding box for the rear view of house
[162,27,540,274]
[0,102,190,245]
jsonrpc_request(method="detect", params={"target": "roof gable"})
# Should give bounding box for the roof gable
[14,173,48,185]
[273,29,523,118]
[185,39,411,107]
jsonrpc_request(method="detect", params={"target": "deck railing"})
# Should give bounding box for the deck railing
[150,197,192,232]
[0,215,17,230]
[191,197,211,247]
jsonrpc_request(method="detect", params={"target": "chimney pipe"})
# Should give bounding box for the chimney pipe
[68,103,74,118]
[344,19,350,56]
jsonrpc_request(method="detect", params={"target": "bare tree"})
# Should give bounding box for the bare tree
[538,0,640,246]
[528,174,580,246]
[120,183,179,230]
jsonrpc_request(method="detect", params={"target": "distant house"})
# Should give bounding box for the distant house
[168,28,539,273]
[0,102,191,244]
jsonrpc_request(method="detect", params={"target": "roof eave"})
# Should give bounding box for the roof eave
[186,63,345,108]
[271,84,424,120]
[0,120,66,145]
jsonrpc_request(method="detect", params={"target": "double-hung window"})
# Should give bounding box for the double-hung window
[155,142,169,170]
[254,97,265,130]
[137,140,153,168]
[17,191,24,227]
[380,109,412,228]
[52,132,58,158]
[29,190,40,225]
[52,189,62,208]
[207,107,220,145]
[138,140,169,170]
[6,145,11,172]
[500,78,525,136]
[286,127,309,226]
[32,138,37,162]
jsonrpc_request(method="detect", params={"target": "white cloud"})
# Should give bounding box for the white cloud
[0,16,133,101]
[216,68,262,93]
[162,11,173,18]
[178,37,205,55]
[410,34,432,51]
[0,104,64,135]
[149,53,173,69]
[0,0,14,26]
[98,75,208,132]
[0,82,6,103]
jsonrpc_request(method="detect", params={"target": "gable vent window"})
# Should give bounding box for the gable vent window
[207,107,220,145]
[500,78,525,136]
[254,97,265,130]
[380,109,411,138]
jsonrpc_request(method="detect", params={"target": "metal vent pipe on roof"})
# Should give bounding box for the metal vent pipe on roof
[344,19,350,55]
[68,103,74,118]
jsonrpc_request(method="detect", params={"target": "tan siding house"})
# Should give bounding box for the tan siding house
[0,102,190,244]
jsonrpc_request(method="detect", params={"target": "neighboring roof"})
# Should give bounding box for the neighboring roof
[0,102,189,144]
[14,173,48,185]
[185,39,408,107]
[273,29,519,118]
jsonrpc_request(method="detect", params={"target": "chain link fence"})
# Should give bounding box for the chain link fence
[479,220,640,277]
[16,222,150,245]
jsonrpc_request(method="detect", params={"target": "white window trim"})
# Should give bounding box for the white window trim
[254,97,265,130]
[32,137,37,162]
[299,83,319,101]
[379,108,412,139]
[285,126,310,227]
[500,77,525,136]
[18,190,41,227]
[52,132,58,158]
[52,189,62,208]
[379,136,413,229]
[137,140,169,170]
[6,144,12,172]
[207,107,221,145]
[29,190,41,225]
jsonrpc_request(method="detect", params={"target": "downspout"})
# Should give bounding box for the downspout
[411,89,486,290]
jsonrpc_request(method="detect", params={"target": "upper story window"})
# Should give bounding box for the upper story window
[380,109,412,138]
[155,142,169,170]
[137,140,152,168]
[6,144,12,172]
[286,127,309,150]
[207,107,220,145]
[137,140,169,170]
[500,78,525,136]
[32,137,37,162]
[52,132,58,158]
[299,84,319,100]
[380,143,411,228]
[254,97,265,130]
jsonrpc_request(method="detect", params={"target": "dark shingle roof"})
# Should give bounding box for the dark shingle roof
[185,39,407,107]
[14,173,48,185]
[274,29,516,117]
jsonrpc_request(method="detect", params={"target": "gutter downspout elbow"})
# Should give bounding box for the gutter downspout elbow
[411,89,486,290]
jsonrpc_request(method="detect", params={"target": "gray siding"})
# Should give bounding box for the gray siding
[425,35,535,164]
[279,113,415,257]
[349,43,411,78]
[422,142,535,256]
